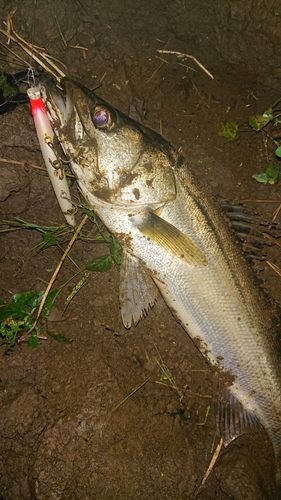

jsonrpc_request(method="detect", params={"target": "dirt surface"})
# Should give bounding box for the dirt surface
[1,1,281,499]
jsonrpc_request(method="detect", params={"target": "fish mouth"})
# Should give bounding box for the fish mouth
[39,74,74,127]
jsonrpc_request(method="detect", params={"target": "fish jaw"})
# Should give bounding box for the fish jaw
[40,77,178,209]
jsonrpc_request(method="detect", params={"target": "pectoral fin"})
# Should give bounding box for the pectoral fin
[134,211,207,266]
[119,250,158,328]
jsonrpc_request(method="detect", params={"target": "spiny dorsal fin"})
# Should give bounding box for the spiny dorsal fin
[218,197,271,262]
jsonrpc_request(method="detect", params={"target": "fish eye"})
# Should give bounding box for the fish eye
[92,105,115,131]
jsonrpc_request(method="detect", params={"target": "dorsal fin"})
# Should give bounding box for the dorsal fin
[218,197,274,262]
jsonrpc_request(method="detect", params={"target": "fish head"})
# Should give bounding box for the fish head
[40,75,177,209]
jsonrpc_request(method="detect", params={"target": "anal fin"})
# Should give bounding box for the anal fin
[119,250,158,328]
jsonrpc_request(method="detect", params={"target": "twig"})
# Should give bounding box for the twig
[266,260,281,278]
[0,25,65,80]
[263,233,281,249]
[5,7,17,44]
[0,40,30,67]
[18,214,88,342]
[68,44,88,52]
[155,380,181,391]
[43,53,67,69]
[11,23,66,78]
[0,157,47,173]
[270,201,281,225]
[193,437,223,498]
[157,50,214,80]
[239,199,281,203]
[0,158,75,177]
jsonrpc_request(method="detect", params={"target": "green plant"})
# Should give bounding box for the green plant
[0,65,16,98]
[154,344,184,402]
[1,207,123,348]
[218,121,239,143]
[252,162,279,185]
[218,97,281,185]
[0,289,60,353]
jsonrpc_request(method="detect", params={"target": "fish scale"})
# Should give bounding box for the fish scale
[39,74,281,496]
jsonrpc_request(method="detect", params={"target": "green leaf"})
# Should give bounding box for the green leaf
[0,319,24,338]
[41,289,60,318]
[276,146,281,158]
[0,302,28,322]
[24,318,39,333]
[263,108,274,120]
[28,335,39,349]
[265,163,279,184]
[252,162,279,185]
[249,109,273,131]
[86,255,112,272]
[48,332,72,342]
[109,237,122,268]
[13,290,38,306]
[252,173,268,184]
[81,205,98,224]
[0,288,59,352]
[218,121,238,143]
[41,232,59,249]
[26,290,45,309]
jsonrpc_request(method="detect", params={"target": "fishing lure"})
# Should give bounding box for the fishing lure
[27,86,75,226]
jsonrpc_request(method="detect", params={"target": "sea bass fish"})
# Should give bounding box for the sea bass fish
[40,75,281,494]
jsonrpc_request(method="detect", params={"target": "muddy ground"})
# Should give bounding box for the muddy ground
[1,1,281,499]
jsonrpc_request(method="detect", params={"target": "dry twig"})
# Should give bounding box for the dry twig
[0,157,47,174]
[239,199,281,203]
[157,49,214,80]
[0,21,65,80]
[270,201,281,225]
[266,260,281,278]
[193,437,223,498]
[263,233,281,249]
[0,157,75,177]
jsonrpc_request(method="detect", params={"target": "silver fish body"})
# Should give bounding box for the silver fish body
[40,75,281,492]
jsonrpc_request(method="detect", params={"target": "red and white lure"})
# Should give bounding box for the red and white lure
[27,86,75,227]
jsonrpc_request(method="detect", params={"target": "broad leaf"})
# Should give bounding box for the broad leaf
[252,162,279,185]
[249,109,273,131]
[86,255,112,272]
[28,336,39,350]
[41,289,60,318]
[218,121,238,143]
